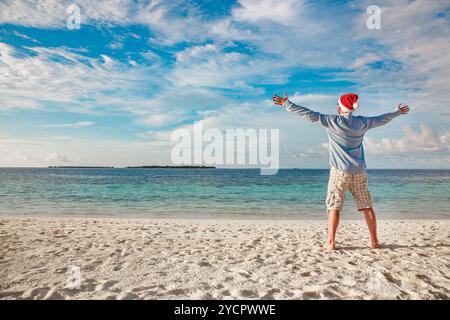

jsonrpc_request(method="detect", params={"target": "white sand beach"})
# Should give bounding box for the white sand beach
[0,217,449,300]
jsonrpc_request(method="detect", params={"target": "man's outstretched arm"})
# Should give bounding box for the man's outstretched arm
[273,92,328,124]
[364,103,410,130]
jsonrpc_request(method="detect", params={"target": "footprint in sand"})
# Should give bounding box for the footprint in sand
[116,292,139,300]
[131,285,158,293]
[141,290,158,298]
[112,264,122,271]
[83,260,103,271]
[382,272,402,286]
[303,291,322,299]
[43,288,65,300]
[198,261,212,267]
[220,289,231,297]
[55,267,67,274]
[22,287,51,299]
[239,289,259,298]
[212,283,224,290]
[300,271,311,277]
[0,291,23,299]
[96,280,119,292]
[165,288,190,296]
[81,279,98,292]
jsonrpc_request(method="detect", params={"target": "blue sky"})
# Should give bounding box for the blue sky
[0,0,449,168]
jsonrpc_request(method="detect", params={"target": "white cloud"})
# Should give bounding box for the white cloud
[288,93,338,109]
[0,42,164,116]
[350,53,383,69]
[0,134,174,167]
[352,0,450,110]
[232,0,299,25]
[118,86,231,128]
[209,18,256,41]
[168,42,293,90]
[0,41,250,128]
[0,95,42,112]
[0,0,133,28]
[12,31,35,41]
[284,146,324,158]
[174,44,219,63]
[43,121,95,128]
[0,1,209,44]
[364,125,450,156]
[135,2,207,44]
[27,152,79,164]
[169,48,250,88]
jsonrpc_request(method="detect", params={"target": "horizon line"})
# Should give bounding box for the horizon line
[0,166,449,170]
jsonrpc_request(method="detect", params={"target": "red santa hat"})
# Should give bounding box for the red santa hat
[338,93,359,113]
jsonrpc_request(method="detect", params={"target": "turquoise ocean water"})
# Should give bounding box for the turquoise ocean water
[0,168,449,219]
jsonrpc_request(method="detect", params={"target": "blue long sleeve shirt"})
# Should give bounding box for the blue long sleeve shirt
[283,100,402,173]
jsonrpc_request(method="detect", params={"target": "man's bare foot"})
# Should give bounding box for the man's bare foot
[327,239,337,250]
[371,238,379,249]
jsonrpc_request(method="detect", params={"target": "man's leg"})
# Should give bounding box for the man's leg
[362,208,379,249]
[327,209,340,250]
[349,171,378,249]
[325,168,347,250]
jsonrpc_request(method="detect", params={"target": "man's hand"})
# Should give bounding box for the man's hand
[397,103,410,115]
[273,92,289,106]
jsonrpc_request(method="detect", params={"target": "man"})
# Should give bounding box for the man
[273,92,410,250]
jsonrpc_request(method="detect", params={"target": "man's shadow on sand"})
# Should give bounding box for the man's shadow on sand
[337,243,450,250]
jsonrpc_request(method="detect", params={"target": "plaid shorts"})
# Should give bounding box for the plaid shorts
[326,167,372,211]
